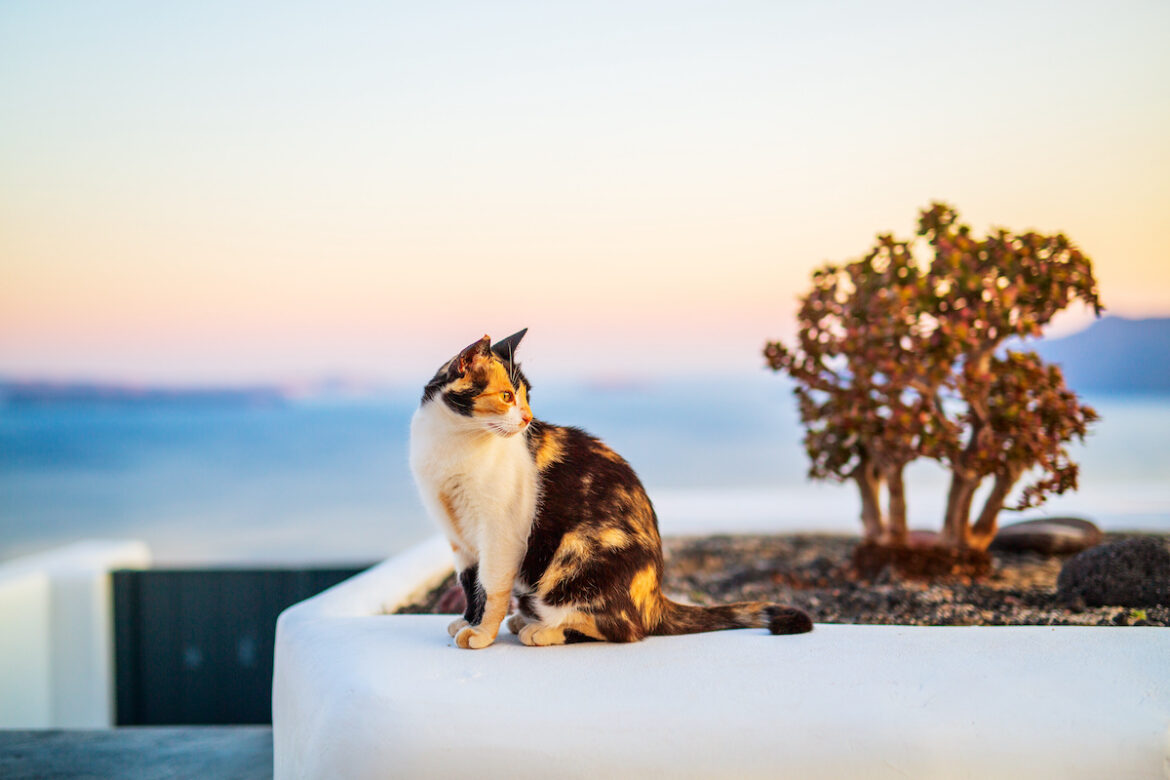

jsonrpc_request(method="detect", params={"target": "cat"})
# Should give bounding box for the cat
[409,329,813,649]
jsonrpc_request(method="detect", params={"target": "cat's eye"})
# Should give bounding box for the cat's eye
[500,391,514,404]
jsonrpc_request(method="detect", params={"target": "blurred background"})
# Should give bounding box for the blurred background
[3,1,1168,565]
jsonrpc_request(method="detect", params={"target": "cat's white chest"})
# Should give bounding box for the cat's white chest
[409,404,538,555]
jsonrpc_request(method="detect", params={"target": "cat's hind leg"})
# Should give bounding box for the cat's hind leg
[517,623,566,646]
[518,609,607,647]
[507,592,540,634]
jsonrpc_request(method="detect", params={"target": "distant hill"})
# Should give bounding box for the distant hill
[0,380,287,407]
[1031,316,1170,395]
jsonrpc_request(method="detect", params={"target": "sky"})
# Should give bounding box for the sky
[1,1,1168,385]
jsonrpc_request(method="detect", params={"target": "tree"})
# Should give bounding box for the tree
[766,203,1101,558]
[764,234,950,545]
[949,351,1099,550]
[918,204,1102,550]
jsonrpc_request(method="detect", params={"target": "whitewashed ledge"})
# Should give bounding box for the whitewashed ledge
[0,540,151,728]
[273,535,1170,779]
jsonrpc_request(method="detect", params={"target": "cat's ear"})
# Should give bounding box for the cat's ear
[491,328,528,364]
[450,335,492,378]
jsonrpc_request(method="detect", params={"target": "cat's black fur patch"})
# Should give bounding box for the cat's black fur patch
[420,364,487,416]
[420,369,446,405]
[442,386,481,416]
[562,629,598,644]
[766,605,814,635]
[515,593,537,621]
[459,564,485,625]
[519,425,661,596]
[514,416,813,641]
[420,358,492,418]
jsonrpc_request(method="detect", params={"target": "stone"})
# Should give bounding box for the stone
[991,517,1103,555]
[1057,536,1170,607]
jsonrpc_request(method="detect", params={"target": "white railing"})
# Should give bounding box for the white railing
[0,540,150,728]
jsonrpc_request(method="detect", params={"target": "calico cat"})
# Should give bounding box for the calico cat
[409,330,813,649]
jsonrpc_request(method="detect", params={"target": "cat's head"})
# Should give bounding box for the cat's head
[421,329,533,437]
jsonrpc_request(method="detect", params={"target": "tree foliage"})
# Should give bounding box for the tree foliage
[766,203,1101,552]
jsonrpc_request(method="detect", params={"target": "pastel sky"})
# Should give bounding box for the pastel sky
[2,1,1168,384]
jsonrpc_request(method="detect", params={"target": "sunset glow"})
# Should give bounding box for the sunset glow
[2,2,1167,383]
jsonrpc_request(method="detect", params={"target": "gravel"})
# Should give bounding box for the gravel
[397,532,1170,627]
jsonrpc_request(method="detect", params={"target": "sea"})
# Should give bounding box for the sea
[2,374,1167,566]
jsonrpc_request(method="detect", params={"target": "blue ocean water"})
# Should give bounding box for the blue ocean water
[2,375,1167,565]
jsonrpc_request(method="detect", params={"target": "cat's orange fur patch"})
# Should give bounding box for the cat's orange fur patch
[564,611,606,640]
[538,531,590,595]
[448,374,477,394]
[558,530,591,559]
[629,565,661,626]
[471,361,517,415]
[463,357,533,424]
[534,427,569,470]
[735,604,758,624]
[598,527,629,549]
[438,491,470,550]
[610,485,636,510]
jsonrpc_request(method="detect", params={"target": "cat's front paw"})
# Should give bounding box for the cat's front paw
[454,624,497,649]
[447,617,470,637]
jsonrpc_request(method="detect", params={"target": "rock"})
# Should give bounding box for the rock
[1057,537,1170,607]
[991,517,1103,555]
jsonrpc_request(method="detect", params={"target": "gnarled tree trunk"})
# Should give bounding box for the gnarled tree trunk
[942,471,979,550]
[884,465,908,546]
[854,458,886,542]
[969,470,1019,551]
[943,403,989,551]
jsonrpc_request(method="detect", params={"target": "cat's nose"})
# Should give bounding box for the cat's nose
[520,412,532,425]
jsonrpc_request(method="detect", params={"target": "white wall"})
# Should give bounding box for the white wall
[0,540,150,728]
[274,536,1170,780]
[0,571,52,727]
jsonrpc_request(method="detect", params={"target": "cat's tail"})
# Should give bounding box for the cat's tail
[651,598,813,636]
